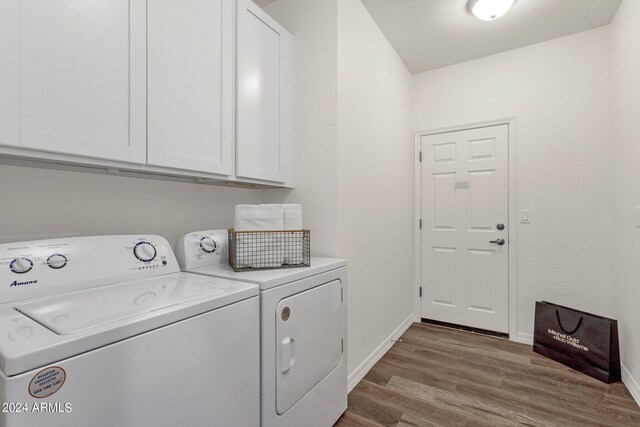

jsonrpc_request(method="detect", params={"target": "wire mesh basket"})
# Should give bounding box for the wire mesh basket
[228,229,310,272]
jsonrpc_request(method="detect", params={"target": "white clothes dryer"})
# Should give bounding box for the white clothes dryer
[176,230,347,427]
[0,235,259,427]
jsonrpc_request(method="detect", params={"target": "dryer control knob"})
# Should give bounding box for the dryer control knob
[133,242,157,263]
[199,237,217,254]
[47,254,68,269]
[10,257,33,274]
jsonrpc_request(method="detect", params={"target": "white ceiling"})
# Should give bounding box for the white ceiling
[361,0,622,74]
[255,0,621,74]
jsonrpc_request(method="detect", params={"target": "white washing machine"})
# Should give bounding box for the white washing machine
[176,230,347,427]
[0,235,259,427]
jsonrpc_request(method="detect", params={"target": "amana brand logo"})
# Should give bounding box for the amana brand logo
[10,280,38,288]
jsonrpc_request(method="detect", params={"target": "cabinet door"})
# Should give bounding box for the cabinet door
[0,0,146,163]
[0,1,19,148]
[236,0,293,183]
[147,0,234,175]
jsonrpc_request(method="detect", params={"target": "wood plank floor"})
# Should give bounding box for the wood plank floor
[335,322,640,427]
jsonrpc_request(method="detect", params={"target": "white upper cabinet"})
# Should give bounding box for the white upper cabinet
[0,0,146,163]
[236,0,293,184]
[0,0,295,187]
[0,1,20,148]
[147,0,234,175]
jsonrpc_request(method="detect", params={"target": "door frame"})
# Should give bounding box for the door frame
[414,117,519,341]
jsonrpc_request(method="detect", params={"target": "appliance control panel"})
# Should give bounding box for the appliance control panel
[0,235,179,304]
[175,229,228,270]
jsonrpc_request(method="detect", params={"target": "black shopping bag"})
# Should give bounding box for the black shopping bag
[533,301,621,383]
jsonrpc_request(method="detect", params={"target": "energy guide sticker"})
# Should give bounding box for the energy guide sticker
[28,366,66,398]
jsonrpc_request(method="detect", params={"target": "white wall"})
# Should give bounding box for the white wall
[0,165,262,245]
[264,0,414,383]
[337,0,414,382]
[610,0,640,394]
[262,0,339,257]
[412,27,614,341]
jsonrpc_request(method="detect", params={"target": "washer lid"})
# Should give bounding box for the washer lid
[14,274,236,335]
[0,272,259,376]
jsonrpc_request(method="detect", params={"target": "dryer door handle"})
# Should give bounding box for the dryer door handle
[280,337,295,374]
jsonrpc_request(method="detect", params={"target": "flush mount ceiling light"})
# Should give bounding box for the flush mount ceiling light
[468,0,516,21]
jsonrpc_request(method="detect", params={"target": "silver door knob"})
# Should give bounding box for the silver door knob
[490,238,505,245]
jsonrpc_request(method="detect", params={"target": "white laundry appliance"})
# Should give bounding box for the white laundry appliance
[176,230,347,427]
[0,235,259,427]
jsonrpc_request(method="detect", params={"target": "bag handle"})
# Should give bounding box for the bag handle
[555,310,583,335]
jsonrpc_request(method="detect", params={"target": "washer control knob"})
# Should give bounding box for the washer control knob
[47,254,68,269]
[199,237,217,254]
[133,242,157,262]
[10,258,33,274]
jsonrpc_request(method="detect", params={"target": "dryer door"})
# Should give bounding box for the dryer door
[276,279,343,415]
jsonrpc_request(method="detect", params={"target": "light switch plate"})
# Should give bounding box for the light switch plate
[521,209,530,223]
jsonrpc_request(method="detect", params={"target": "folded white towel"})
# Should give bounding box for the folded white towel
[234,204,284,231]
[235,233,284,269]
[282,204,304,265]
[282,204,302,230]
[234,204,284,268]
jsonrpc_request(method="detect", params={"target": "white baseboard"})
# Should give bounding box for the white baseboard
[514,332,533,345]
[347,314,414,392]
[622,363,640,406]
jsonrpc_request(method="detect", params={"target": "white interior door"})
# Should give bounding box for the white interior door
[420,125,509,333]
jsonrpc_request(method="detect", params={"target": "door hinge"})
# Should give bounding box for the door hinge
[341,338,344,353]
[419,286,422,298]
[419,218,422,229]
[341,287,343,303]
[419,151,422,162]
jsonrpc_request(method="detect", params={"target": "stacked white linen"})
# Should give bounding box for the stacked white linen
[234,204,284,268]
[232,204,305,269]
[282,204,304,265]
